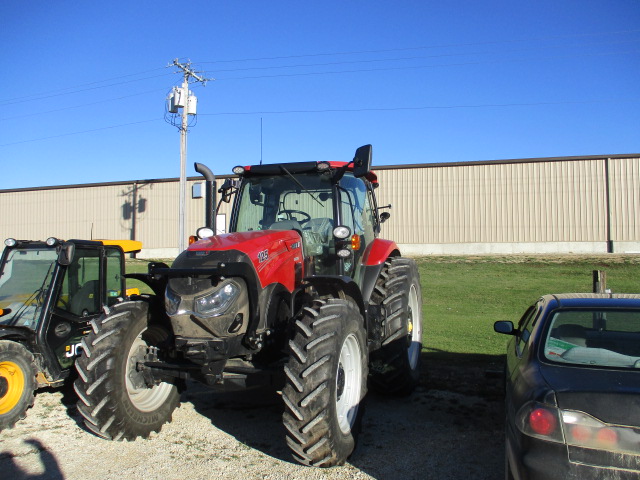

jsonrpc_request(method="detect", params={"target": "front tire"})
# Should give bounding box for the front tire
[0,340,36,431]
[369,257,423,395]
[282,298,368,467]
[74,301,179,440]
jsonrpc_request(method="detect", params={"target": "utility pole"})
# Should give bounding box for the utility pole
[167,59,210,252]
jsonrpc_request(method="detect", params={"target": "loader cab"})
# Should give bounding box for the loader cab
[227,145,382,280]
[0,238,135,374]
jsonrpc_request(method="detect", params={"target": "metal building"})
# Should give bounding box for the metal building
[1,154,638,257]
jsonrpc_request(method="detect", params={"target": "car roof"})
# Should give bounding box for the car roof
[539,293,640,309]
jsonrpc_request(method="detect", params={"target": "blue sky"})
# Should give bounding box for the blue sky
[1,1,638,190]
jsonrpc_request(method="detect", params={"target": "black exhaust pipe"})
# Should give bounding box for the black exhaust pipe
[194,162,216,235]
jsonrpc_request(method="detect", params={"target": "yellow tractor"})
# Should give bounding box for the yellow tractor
[0,237,141,430]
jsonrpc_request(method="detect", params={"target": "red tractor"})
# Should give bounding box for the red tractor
[74,145,422,466]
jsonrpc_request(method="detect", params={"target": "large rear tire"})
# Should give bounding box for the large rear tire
[74,301,179,440]
[0,340,36,431]
[369,257,423,395]
[282,298,368,467]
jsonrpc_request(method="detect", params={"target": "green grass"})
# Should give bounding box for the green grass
[125,254,640,368]
[417,255,640,366]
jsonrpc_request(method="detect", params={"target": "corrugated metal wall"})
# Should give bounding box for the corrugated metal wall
[1,155,638,254]
[375,158,613,244]
[609,157,640,242]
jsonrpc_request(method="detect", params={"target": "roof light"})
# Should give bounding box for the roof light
[46,237,59,246]
[4,238,16,247]
[333,226,351,239]
[232,166,245,175]
[317,161,331,171]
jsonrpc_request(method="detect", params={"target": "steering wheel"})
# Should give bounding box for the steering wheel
[280,209,311,225]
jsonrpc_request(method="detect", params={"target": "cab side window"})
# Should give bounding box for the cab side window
[105,248,124,306]
[58,248,102,317]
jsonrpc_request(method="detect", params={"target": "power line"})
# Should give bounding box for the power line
[0,118,161,147]
[199,38,640,75]
[0,73,172,106]
[197,28,640,65]
[211,49,639,81]
[3,29,638,105]
[198,98,640,117]
[0,88,169,121]
[3,97,638,148]
[0,67,168,104]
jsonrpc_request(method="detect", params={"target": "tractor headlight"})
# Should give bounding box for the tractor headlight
[194,282,239,317]
[165,287,181,315]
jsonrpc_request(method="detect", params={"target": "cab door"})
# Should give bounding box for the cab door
[47,246,125,370]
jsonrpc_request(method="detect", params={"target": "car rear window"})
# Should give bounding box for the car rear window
[544,309,640,369]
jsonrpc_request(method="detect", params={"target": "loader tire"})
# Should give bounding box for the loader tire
[282,298,367,467]
[369,257,423,396]
[74,301,179,440]
[0,340,36,431]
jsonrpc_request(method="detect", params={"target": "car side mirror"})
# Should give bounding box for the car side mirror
[494,321,517,335]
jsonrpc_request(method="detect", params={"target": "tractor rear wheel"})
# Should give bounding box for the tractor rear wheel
[74,301,179,440]
[0,340,36,431]
[282,298,368,467]
[369,257,423,395]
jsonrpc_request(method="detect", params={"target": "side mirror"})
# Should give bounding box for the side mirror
[57,242,75,266]
[494,321,517,335]
[380,212,390,223]
[219,178,236,203]
[353,144,372,178]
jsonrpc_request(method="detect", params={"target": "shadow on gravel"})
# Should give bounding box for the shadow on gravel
[0,439,63,480]
[185,350,507,479]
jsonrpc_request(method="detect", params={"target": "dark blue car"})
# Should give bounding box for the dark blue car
[495,293,640,480]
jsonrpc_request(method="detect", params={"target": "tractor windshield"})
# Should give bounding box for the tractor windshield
[234,172,335,274]
[0,248,58,328]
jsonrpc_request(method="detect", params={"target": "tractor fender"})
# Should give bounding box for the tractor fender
[292,275,366,321]
[359,239,401,304]
[0,326,34,344]
[362,238,400,267]
[258,283,291,332]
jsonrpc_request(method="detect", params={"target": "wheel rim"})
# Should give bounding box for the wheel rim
[0,360,25,415]
[336,333,362,434]
[125,332,174,413]
[407,284,422,370]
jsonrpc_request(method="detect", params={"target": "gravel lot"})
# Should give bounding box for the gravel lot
[1,368,504,480]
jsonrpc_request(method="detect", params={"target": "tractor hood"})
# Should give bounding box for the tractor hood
[184,230,304,291]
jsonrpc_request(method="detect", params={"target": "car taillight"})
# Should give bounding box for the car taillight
[529,407,557,436]
[517,402,640,454]
[516,402,564,443]
[561,411,636,453]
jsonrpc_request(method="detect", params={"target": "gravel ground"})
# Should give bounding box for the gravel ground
[1,374,503,480]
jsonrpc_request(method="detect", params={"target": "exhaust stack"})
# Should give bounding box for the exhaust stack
[194,162,216,235]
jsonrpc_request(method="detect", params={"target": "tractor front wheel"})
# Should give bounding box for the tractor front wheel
[283,298,368,467]
[74,301,179,440]
[0,340,36,431]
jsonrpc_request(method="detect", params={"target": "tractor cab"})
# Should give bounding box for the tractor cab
[215,145,387,282]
